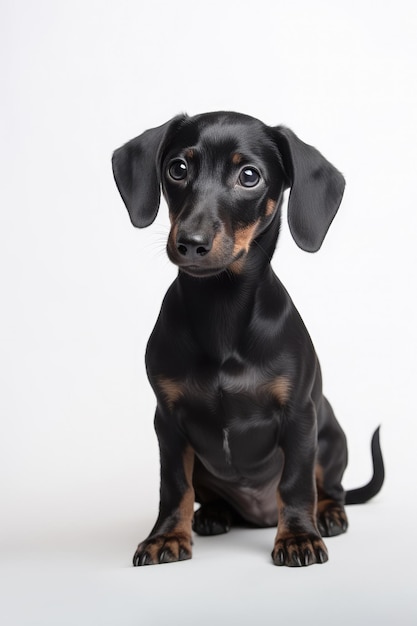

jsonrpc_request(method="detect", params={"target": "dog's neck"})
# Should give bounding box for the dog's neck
[176,211,282,360]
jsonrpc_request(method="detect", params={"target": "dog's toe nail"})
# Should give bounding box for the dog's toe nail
[317,548,328,564]
[133,549,144,567]
[273,548,286,565]
[159,549,171,564]
[179,547,191,561]
[304,549,312,566]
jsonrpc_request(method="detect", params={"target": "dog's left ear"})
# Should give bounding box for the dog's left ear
[112,115,186,228]
[273,127,345,252]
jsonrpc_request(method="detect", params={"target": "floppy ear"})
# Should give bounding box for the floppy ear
[274,126,345,252]
[112,115,186,228]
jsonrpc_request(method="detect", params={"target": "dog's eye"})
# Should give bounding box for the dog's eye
[238,167,261,188]
[168,159,188,181]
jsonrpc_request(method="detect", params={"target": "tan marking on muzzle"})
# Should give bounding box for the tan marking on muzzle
[228,256,246,274]
[232,220,260,256]
[210,229,225,257]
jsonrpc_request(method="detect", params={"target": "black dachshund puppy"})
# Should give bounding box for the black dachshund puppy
[112,111,384,567]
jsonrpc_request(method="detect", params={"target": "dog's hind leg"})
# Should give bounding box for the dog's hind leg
[192,457,240,536]
[193,500,237,536]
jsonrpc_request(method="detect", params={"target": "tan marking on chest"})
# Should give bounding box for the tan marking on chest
[157,376,184,409]
[265,376,292,405]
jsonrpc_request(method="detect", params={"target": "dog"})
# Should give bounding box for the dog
[112,111,384,567]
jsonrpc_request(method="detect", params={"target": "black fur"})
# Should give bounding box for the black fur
[112,111,384,567]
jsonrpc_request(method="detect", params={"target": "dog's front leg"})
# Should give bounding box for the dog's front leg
[272,404,328,567]
[133,410,195,566]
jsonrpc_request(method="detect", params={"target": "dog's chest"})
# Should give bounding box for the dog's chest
[178,355,285,411]
[175,357,285,479]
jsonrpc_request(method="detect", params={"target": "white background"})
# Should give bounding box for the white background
[1,0,416,624]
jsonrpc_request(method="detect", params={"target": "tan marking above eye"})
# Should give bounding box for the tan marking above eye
[185,148,194,159]
[265,198,277,217]
[232,153,243,165]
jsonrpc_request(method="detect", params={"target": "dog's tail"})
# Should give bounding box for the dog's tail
[345,427,385,505]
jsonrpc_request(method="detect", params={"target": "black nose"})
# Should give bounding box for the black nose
[176,232,212,258]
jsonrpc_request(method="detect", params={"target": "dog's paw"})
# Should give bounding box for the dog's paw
[272,532,328,567]
[193,502,233,536]
[133,532,192,566]
[317,500,348,537]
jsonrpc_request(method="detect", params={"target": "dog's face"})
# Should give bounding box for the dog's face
[112,111,345,277]
[160,114,286,277]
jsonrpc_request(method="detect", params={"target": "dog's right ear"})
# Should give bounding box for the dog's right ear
[112,115,186,228]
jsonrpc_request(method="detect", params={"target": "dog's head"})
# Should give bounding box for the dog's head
[112,112,345,277]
